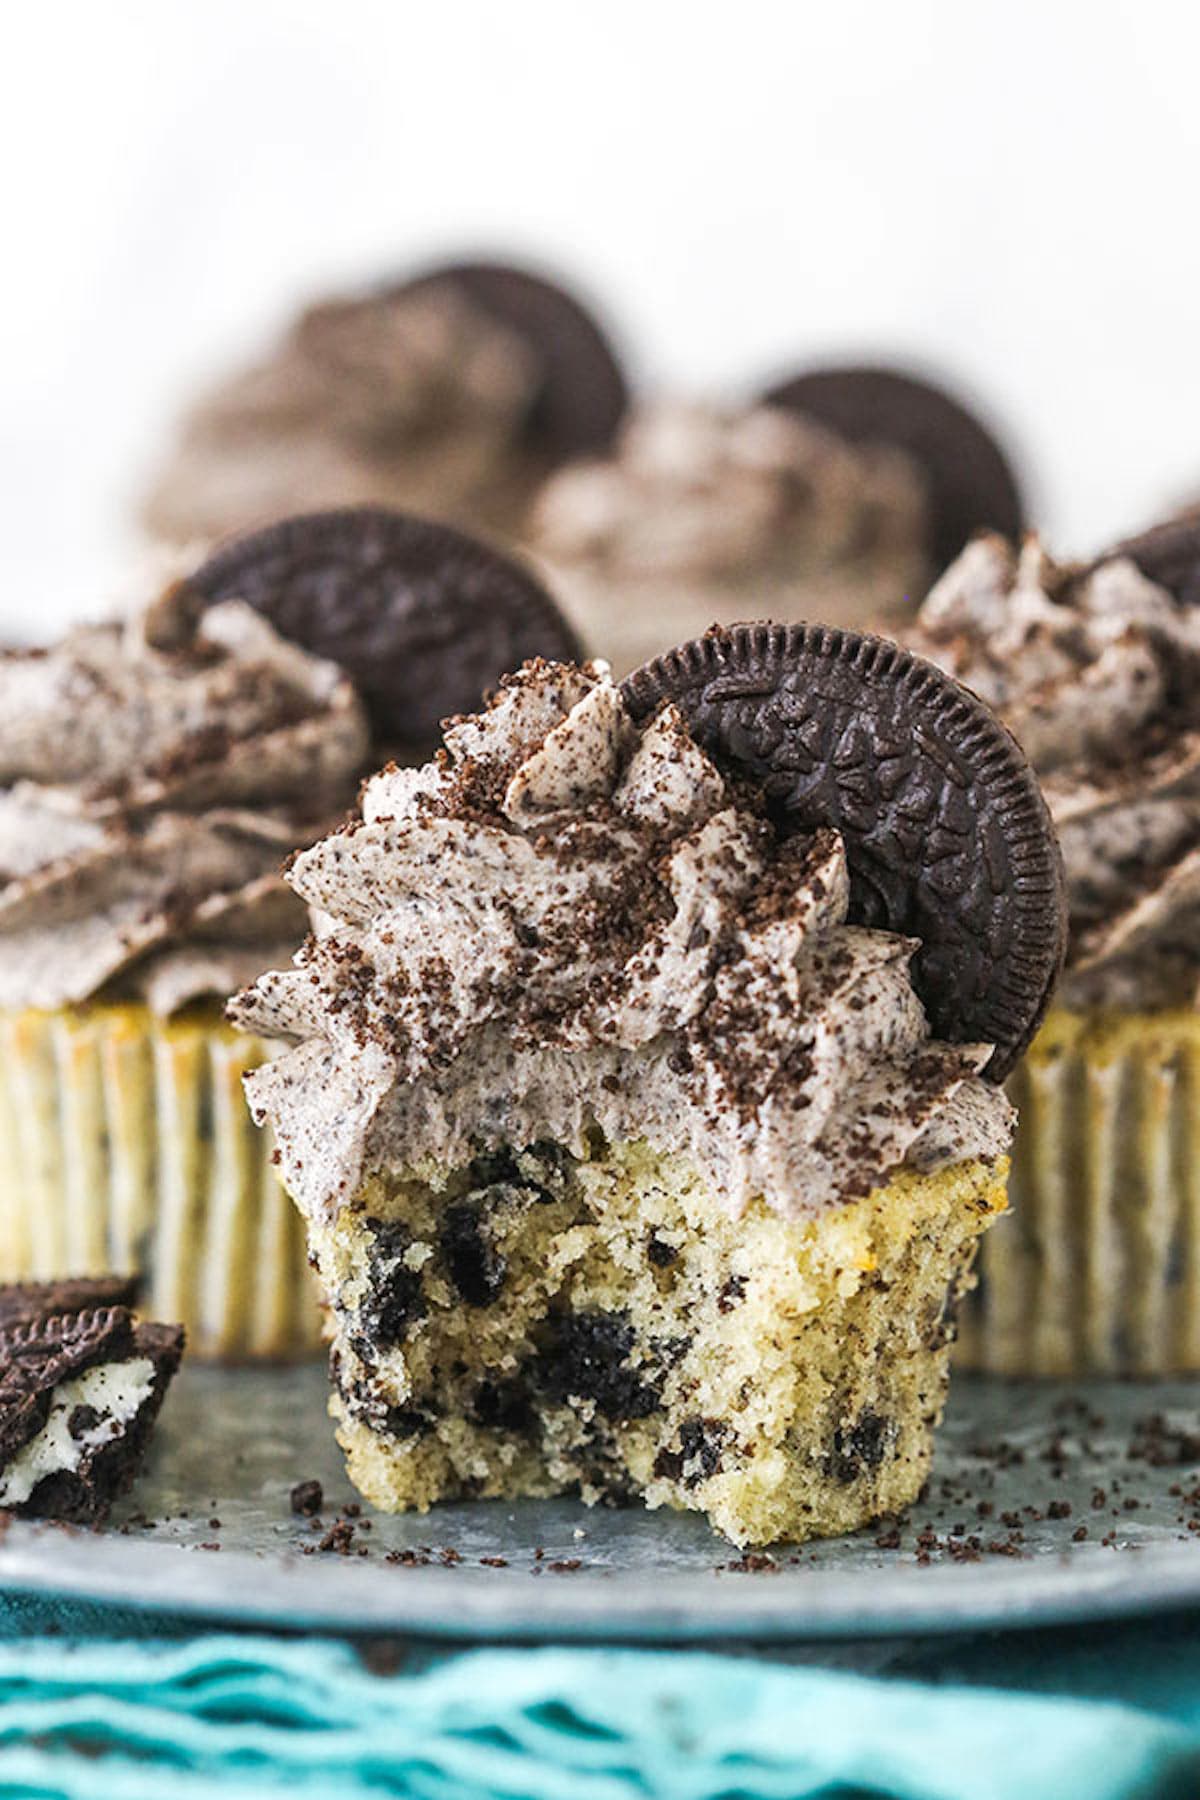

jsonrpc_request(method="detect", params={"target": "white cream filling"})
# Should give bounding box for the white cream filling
[0,1357,155,1506]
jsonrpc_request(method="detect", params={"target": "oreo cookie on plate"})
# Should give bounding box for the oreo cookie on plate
[0,1278,183,1523]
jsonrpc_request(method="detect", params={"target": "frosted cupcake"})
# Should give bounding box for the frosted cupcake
[0,583,368,1359]
[908,530,1200,1374]
[141,262,629,551]
[530,401,931,674]
[232,628,1062,1545]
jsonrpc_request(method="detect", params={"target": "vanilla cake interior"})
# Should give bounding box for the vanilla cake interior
[313,1136,1005,1547]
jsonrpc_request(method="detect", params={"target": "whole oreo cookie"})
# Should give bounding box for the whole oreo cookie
[1101,508,1200,607]
[761,365,1025,571]
[401,261,629,462]
[185,506,583,752]
[623,623,1065,1079]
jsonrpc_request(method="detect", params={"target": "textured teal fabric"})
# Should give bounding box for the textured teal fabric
[0,1624,1198,1799]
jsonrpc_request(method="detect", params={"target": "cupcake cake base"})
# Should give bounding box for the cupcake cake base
[313,1139,1005,1547]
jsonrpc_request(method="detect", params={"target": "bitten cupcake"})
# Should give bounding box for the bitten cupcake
[231,626,1062,1546]
[908,526,1200,1374]
[141,261,629,551]
[0,583,368,1358]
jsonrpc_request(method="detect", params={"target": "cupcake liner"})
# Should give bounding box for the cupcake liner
[955,1009,1200,1376]
[0,1006,322,1361]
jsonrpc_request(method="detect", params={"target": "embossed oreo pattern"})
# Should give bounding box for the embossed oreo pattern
[623,624,1066,1080]
[0,1300,184,1519]
[0,1276,139,1335]
[187,506,583,751]
[0,1305,135,1463]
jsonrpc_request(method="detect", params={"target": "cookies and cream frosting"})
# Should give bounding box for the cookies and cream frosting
[909,534,1200,1009]
[0,584,369,1015]
[232,660,1012,1224]
[529,401,931,673]
[532,400,930,585]
[141,286,542,546]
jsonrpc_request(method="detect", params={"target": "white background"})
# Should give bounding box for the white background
[4,0,1199,637]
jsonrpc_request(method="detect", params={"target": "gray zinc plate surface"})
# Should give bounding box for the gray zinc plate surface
[2,1364,1199,1640]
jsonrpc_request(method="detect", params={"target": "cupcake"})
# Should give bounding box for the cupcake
[231,626,1062,1545]
[531,365,1026,675]
[529,400,931,674]
[0,505,584,1360]
[0,581,368,1359]
[141,261,629,552]
[907,526,1200,1374]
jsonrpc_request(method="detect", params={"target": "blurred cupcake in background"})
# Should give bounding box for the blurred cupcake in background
[531,366,1025,674]
[0,581,369,1358]
[140,260,630,551]
[762,366,1026,577]
[530,397,929,673]
[139,252,1027,679]
[907,519,1200,1375]
[0,504,583,1358]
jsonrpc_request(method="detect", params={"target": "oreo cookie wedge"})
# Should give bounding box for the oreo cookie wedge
[761,365,1025,569]
[0,1296,183,1522]
[1097,508,1200,608]
[623,623,1065,1079]
[184,506,583,754]
[401,260,630,462]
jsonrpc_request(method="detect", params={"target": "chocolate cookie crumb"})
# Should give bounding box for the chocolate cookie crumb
[290,1479,324,1517]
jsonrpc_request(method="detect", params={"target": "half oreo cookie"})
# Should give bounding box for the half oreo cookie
[400,261,630,463]
[623,623,1066,1079]
[0,1293,183,1522]
[185,506,583,754]
[761,365,1026,570]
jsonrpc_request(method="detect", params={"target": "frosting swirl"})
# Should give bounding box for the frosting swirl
[908,534,1200,1009]
[231,660,1011,1225]
[529,402,931,671]
[141,286,542,547]
[0,587,369,1015]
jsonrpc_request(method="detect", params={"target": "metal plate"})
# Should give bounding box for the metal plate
[2,1364,1200,1641]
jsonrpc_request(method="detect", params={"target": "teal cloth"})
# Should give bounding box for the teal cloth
[0,1607,1198,1799]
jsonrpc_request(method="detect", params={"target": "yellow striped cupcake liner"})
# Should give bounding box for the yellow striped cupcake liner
[0,1005,322,1361]
[956,1009,1200,1376]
